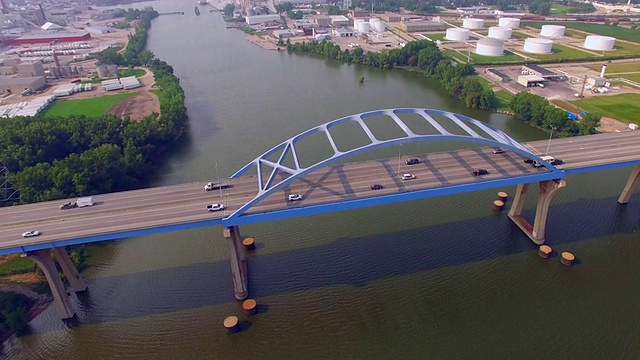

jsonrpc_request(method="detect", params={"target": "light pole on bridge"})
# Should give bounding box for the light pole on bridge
[215,162,222,198]
[545,125,556,155]
[397,144,403,174]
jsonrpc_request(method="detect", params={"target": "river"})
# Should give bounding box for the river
[4,1,640,359]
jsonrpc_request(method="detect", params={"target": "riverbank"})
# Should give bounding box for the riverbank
[0,285,52,345]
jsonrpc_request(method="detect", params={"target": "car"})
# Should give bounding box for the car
[401,173,416,180]
[207,203,225,212]
[59,201,77,210]
[550,158,564,166]
[288,194,303,201]
[22,230,40,238]
[405,158,420,165]
[371,184,384,190]
[492,147,505,154]
[473,168,488,176]
[523,159,533,164]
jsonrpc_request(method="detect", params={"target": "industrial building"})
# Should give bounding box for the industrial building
[486,68,508,82]
[517,75,545,87]
[246,14,281,25]
[272,29,299,39]
[330,15,350,27]
[0,75,46,94]
[314,16,331,27]
[521,64,563,80]
[4,32,91,46]
[85,26,115,35]
[380,14,401,23]
[402,21,446,32]
[332,28,355,37]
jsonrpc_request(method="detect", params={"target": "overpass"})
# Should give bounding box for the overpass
[2,108,640,319]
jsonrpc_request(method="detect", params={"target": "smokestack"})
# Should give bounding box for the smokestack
[600,64,607,78]
[53,50,60,67]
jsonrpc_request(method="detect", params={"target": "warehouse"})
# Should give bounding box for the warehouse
[521,64,563,80]
[0,76,46,94]
[517,75,545,88]
[4,32,91,45]
[402,21,446,32]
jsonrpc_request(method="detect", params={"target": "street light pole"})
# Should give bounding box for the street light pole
[215,162,222,197]
[397,144,402,174]
[545,126,556,155]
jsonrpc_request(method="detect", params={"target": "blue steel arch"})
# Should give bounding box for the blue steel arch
[228,108,563,220]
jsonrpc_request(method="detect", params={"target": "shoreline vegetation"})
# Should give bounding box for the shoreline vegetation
[0,6,187,345]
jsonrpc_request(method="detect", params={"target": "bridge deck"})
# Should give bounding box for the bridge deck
[2,131,640,254]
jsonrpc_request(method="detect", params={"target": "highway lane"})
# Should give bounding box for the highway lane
[2,130,640,252]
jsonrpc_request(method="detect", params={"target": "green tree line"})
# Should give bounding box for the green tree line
[285,39,496,111]
[1,6,186,204]
[509,92,600,135]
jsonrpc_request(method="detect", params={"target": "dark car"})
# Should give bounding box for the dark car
[405,158,420,165]
[523,159,533,164]
[550,158,564,165]
[59,202,77,210]
[371,184,384,190]
[473,168,488,176]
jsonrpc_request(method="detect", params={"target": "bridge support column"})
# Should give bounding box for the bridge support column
[52,247,87,293]
[223,226,248,301]
[27,249,75,319]
[508,180,566,245]
[618,165,640,204]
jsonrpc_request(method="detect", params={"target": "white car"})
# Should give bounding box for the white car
[207,204,225,212]
[288,194,303,201]
[22,230,40,238]
[401,173,416,180]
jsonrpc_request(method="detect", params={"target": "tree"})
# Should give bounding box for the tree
[223,3,235,16]
[578,113,601,135]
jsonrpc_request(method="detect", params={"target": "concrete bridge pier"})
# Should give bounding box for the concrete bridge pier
[223,226,249,301]
[618,165,640,204]
[27,249,76,319]
[52,247,87,292]
[508,180,566,245]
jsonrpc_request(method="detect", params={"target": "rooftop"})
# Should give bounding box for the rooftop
[523,64,556,76]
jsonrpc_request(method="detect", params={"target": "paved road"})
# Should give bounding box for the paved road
[2,131,640,252]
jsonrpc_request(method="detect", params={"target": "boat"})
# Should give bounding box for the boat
[195,6,201,15]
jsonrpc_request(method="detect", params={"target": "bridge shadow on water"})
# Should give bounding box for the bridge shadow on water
[70,195,640,326]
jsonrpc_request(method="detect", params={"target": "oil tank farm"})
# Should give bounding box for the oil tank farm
[462,18,484,29]
[498,17,520,28]
[476,38,504,56]
[445,28,470,41]
[488,26,511,40]
[584,35,616,51]
[540,25,565,37]
[523,38,553,54]
[355,20,370,34]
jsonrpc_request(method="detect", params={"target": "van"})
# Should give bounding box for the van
[533,156,555,167]
[76,197,94,207]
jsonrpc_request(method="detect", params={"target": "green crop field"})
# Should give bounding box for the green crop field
[42,93,136,118]
[571,94,640,123]
[589,63,640,73]
[523,22,640,43]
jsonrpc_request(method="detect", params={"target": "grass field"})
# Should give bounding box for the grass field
[527,43,594,61]
[570,93,640,123]
[473,75,493,90]
[425,32,447,41]
[42,93,136,118]
[119,68,146,78]
[0,255,36,276]
[494,90,515,109]
[550,4,578,15]
[523,22,640,43]
[589,63,640,73]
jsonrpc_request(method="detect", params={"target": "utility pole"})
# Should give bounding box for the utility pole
[545,126,556,155]
[579,74,587,98]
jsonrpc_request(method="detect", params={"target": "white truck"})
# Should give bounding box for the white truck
[204,182,229,191]
[76,197,95,207]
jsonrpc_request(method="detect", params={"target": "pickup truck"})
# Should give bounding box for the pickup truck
[204,182,230,191]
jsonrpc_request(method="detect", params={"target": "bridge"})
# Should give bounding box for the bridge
[2,108,640,320]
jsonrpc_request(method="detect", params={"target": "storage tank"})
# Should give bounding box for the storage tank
[357,22,370,34]
[498,17,520,28]
[372,19,386,33]
[96,64,108,78]
[445,28,469,41]
[488,26,511,40]
[523,38,553,54]
[476,38,504,56]
[540,25,565,38]
[353,19,364,31]
[584,35,616,51]
[462,18,484,29]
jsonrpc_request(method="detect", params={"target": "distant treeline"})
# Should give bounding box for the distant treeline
[0,7,186,204]
[285,39,496,111]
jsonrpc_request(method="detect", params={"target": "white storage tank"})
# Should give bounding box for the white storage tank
[498,17,520,28]
[357,22,370,33]
[584,35,616,51]
[353,19,364,31]
[476,38,504,56]
[372,19,386,33]
[445,28,470,41]
[523,38,553,54]
[488,26,511,40]
[540,25,565,38]
[462,18,484,29]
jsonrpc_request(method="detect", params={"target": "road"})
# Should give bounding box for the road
[2,130,640,253]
